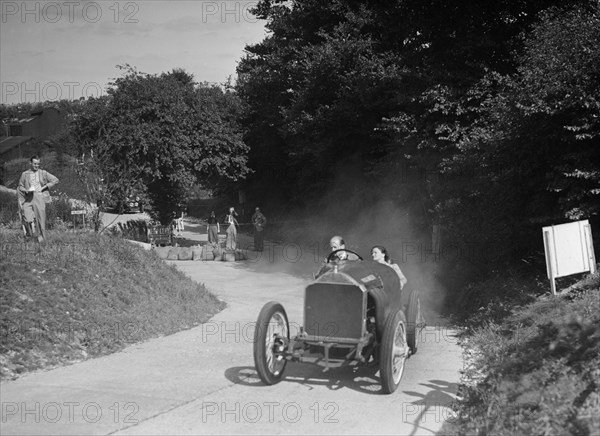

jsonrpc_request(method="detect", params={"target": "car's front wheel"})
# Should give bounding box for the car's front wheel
[380,309,409,394]
[253,301,289,385]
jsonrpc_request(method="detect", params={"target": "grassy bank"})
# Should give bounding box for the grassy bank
[444,271,600,435]
[0,230,225,380]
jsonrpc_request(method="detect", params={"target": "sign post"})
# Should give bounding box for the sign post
[542,220,597,295]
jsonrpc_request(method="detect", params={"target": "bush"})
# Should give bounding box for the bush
[0,191,19,228]
[452,272,543,331]
[448,272,600,436]
[45,192,74,229]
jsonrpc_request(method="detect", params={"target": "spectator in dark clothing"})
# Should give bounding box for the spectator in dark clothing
[251,207,267,251]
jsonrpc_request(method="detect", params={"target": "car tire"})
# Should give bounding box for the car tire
[380,309,408,394]
[406,289,420,354]
[253,301,289,385]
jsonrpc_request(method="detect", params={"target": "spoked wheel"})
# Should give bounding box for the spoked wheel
[253,301,290,385]
[379,309,409,394]
[406,289,421,354]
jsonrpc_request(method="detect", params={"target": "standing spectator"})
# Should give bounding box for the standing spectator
[251,206,267,251]
[207,210,220,244]
[176,210,185,234]
[17,155,59,243]
[225,206,239,250]
[171,211,181,236]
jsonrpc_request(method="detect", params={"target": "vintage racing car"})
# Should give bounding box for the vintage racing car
[253,249,423,394]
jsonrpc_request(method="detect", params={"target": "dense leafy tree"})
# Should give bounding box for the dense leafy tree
[237,0,591,208]
[236,0,599,294]
[418,5,600,267]
[71,66,249,224]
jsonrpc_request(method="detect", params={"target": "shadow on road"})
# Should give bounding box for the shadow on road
[401,379,460,436]
[403,379,459,405]
[225,363,389,396]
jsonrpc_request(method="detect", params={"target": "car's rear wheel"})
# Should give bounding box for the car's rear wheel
[406,289,420,354]
[253,301,289,385]
[380,309,409,394]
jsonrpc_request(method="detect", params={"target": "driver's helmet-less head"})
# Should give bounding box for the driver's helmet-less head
[329,235,345,250]
[329,235,348,260]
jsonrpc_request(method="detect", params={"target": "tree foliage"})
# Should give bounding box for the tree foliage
[423,5,600,264]
[70,66,249,224]
[237,0,592,197]
[236,0,599,294]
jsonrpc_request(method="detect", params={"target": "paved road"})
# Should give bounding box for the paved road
[0,220,463,435]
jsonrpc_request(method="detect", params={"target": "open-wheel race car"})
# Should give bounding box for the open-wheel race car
[253,249,423,394]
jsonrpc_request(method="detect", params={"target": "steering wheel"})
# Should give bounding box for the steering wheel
[326,249,363,263]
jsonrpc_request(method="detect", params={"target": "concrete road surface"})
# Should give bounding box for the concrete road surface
[0,220,463,435]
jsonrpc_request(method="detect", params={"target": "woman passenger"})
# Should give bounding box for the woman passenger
[371,245,408,289]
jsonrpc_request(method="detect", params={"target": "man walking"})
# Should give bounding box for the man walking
[17,155,59,243]
[252,207,267,252]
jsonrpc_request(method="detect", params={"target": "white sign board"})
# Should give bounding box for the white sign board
[542,220,597,294]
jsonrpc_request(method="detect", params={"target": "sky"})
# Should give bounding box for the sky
[0,0,268,105]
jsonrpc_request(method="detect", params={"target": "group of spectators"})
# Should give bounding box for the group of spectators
[206,206,267,252]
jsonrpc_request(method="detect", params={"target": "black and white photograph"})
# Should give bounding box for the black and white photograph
[1,1,599,435]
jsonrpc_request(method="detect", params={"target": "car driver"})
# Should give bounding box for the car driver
[329,235,348,261]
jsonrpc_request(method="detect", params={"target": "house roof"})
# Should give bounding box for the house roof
[7,117,37,125]
[4,108,61,125]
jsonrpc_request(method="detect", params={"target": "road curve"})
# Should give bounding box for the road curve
[0,223,463,435]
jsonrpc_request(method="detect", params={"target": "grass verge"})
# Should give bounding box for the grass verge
[0,229,226,380]
[443,271,600,435]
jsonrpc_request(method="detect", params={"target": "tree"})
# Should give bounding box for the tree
[70,66,249,224]
[235,0,599,296]
[237,0,592,209]
[417,5,600,269]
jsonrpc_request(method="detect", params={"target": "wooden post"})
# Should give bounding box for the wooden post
[583,222,597,274]
[542,228,557,295]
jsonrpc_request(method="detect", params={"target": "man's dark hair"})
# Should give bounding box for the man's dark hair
[30,155,40,162]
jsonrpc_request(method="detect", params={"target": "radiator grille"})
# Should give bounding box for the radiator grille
[304,283,365,340]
